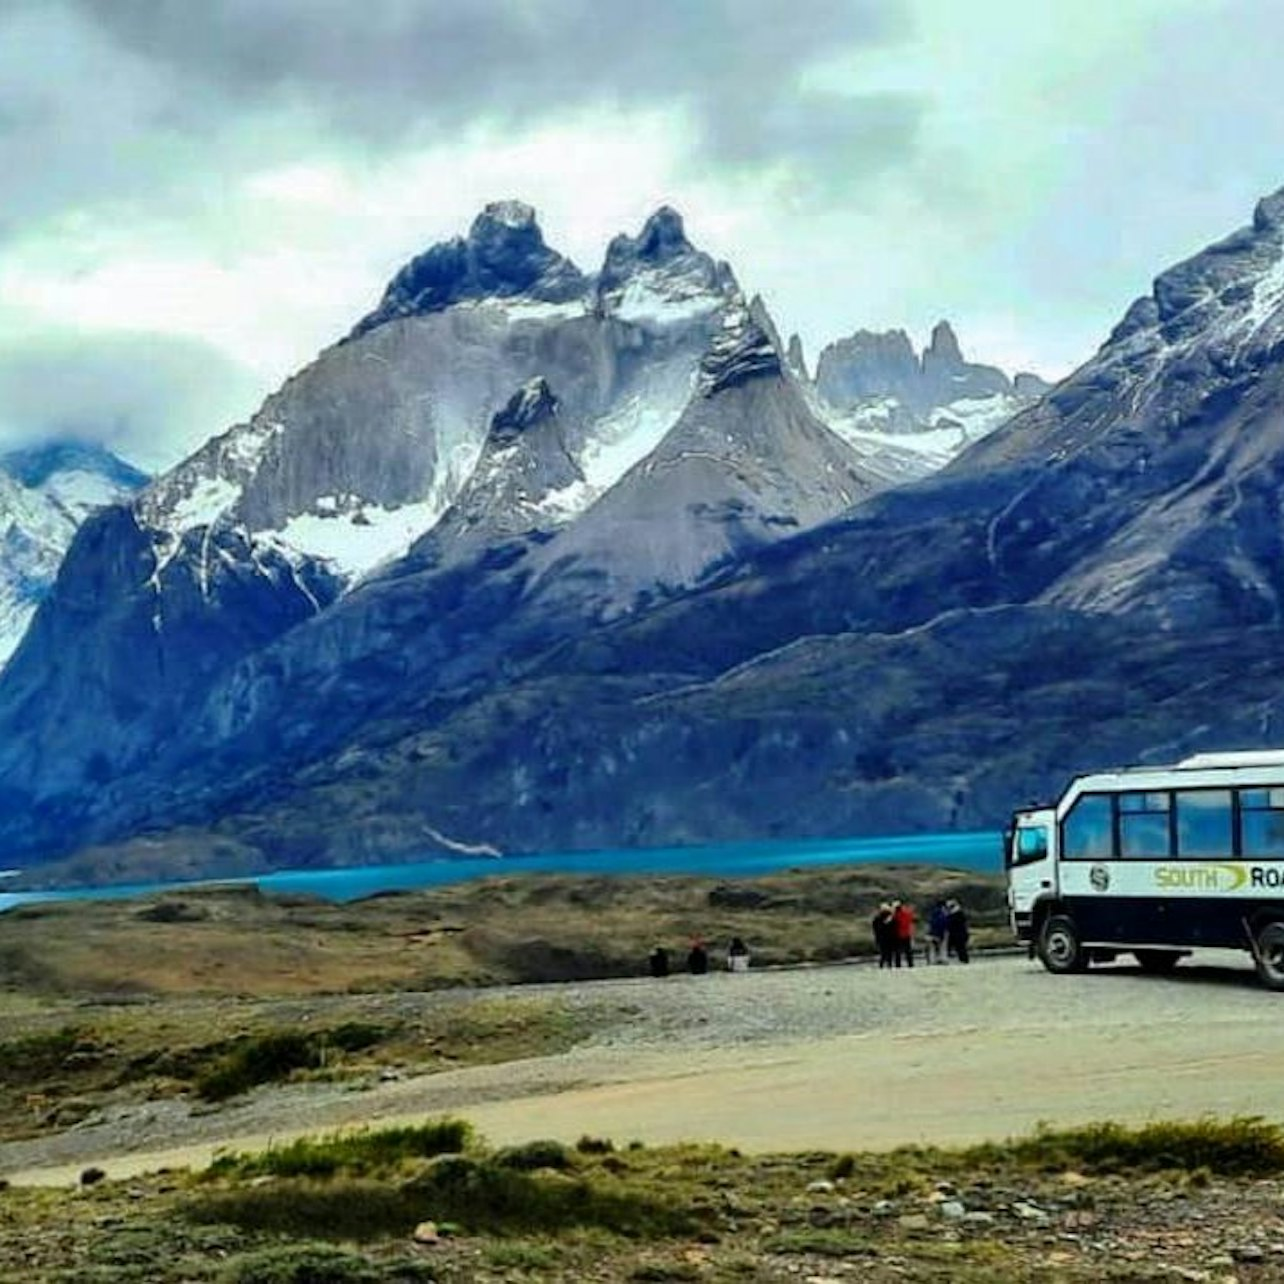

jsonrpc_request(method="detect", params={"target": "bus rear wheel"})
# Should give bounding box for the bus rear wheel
[1134,949,1181,974]
[1253,921,1284,991]
[1038,914,1088,974]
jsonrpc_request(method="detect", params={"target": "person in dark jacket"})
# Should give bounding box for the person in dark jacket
[928,901,950,965]
[649,945,670,978]
[871,903,895,968]
[687,939,709,975]
[946,900,971,964]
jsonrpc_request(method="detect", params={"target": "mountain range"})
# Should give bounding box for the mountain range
[8,188,1284,883]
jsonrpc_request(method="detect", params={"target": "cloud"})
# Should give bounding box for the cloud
[0,327,261,471]
[40,0,921,204]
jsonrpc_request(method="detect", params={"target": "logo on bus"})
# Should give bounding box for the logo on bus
[1153,864,1248,892]
[1089,863,1110,892]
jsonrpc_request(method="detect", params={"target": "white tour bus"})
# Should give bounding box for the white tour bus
[1007,750,1284,989]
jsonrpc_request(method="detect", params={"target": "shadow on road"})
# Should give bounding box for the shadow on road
[1081,960,1264,991]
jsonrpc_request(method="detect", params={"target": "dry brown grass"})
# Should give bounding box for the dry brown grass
[0,863,1004,999]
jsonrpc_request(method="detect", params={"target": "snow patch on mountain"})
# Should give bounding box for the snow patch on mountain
[610,268,728,329]
[272,500,446,578]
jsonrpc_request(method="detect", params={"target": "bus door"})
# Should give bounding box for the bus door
[1007,812,1055,937]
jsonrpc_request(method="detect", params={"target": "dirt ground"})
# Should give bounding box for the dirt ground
[5,950,1282,1188]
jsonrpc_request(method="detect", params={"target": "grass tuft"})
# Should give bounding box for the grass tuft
[191,1148,698,1241]
[207,1119,473,1180]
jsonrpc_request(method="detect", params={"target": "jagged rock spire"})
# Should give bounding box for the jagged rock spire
[924,320,963,368]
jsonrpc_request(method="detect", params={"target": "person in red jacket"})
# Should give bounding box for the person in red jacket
[891,900,916,968]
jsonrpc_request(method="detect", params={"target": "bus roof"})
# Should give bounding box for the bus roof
[1176,750,1284,769]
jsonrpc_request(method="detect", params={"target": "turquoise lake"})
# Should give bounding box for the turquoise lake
[0,830,1001,914]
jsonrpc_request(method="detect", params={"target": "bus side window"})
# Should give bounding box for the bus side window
[1175,789,1232,858]
[1240,788,1284,857]
[1119,791,1172,859]
[1063,795,1113,860]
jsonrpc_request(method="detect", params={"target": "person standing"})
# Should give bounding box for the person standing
[892,900,916,968]
[649,945,670,978]
[928,900,949,964]
[946,900,971,964]
[687,939,710,975]
[872,903,895,968]
[727,936,751,972]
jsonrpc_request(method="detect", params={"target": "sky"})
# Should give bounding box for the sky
[3,0,1284,473]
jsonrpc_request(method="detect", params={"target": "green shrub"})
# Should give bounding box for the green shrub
[207,1120,473,1180]
[576,1135,615,1155]
[192,1181,422,1241]
[483,1242,559,1271]
[964,1118,1284,1177]
[494,1139,572,1171]
[630,1265,701,1282]
[763,1229,874,1257]
[220,1241,434,1283]
[398,1153,693,1236]
[195,1032,322,1102]
[0,1026,83,1082]
[323,1022,394,1054]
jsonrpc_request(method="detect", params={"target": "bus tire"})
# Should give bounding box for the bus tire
[1134,949,1181,974]
[1038,915,1088,974]
[1253,921,1284,991]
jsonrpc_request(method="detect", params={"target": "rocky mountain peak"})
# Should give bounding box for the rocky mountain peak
[415,375,583,558]
[475,199,537,231]
[924,319,963,367]
[488,377,558,447]
[634,206,690,259]
[349,202,587,340]
[697,302,782,397]
[597,207,738,325]
[1253,186,1284,234]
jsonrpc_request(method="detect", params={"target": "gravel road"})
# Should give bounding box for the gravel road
[6,951,1284,1186]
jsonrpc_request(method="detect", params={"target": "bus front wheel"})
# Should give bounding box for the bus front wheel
[1038,914,1088,975]
[1253,921,1284,991]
